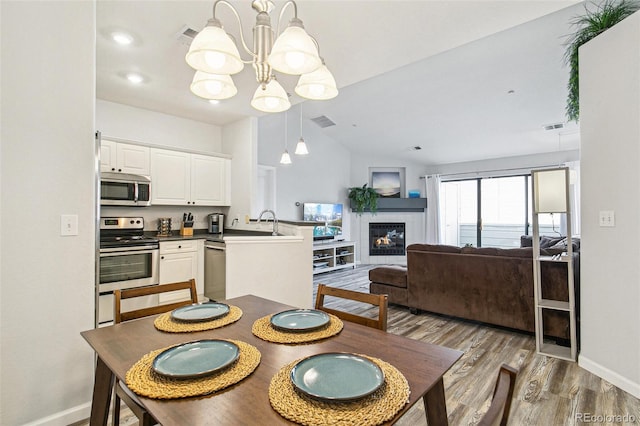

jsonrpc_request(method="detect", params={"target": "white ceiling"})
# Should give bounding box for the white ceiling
[97,0,583,165]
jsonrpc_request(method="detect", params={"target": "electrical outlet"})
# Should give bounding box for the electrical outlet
[61,214,79,236]
[599,210,615,227]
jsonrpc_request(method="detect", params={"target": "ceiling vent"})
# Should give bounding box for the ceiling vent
[175,25,198,45]
[310,115,336,128]
[543,122,565,131]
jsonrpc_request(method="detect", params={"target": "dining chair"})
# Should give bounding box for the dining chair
[477,364,519,426]
[112,279,198,426]
[314,283,388,331]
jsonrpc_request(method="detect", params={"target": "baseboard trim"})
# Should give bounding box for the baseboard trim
[21,401,91,426]
[578,355,640,398]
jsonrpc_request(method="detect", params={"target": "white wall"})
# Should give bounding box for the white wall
[426,149,580,177]
[1,2,96,425]
[257,104,352,233]
[97,99,223,153]
[222,117,258,226]
[578,11,640,398]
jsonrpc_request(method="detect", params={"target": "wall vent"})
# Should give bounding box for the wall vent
[543,122,565,131]
[175,25,198,45]
[310,115,336,128]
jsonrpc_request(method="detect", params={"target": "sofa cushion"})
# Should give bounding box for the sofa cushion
[369,266,407,288]
[460,246,501,256]
[407,244,461,254]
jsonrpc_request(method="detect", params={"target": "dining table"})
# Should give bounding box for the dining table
[81,294,463,426]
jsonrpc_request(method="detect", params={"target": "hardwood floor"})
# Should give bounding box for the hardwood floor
[315,265,640,425]
[78,265,640,425]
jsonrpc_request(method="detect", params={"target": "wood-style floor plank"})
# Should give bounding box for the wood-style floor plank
[315,265,640,426]
[76,265,640,425]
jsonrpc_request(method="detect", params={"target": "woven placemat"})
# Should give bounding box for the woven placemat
[269,355,410,426]
[154,305,242,333]
[125,339,260,399]
[252,314,343,344]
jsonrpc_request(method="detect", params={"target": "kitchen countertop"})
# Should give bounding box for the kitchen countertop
[145,228,280,243]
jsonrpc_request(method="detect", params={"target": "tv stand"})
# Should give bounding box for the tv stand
[312,240,356,274]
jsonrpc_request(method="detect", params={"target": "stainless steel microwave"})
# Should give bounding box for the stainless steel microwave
[100,172,151,206]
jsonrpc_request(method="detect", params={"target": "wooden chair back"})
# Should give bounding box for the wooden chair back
[114,279,198,324]
[314,283,388,331]
[478,364,519,426]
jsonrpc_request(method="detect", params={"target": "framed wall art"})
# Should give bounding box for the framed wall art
[369,167,406,198]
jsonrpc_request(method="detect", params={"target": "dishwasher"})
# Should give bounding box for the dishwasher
[204,241,226,301]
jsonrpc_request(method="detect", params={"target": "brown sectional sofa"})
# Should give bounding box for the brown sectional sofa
[370,243,578,340]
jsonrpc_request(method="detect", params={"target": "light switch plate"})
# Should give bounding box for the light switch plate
[61,214,79,236]
[599,210,615,227]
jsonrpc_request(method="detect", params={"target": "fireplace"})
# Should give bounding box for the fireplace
[369,223,406,256]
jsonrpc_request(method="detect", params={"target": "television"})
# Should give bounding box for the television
[303,203,343,241]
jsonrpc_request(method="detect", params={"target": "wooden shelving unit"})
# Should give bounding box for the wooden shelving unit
[312,240,356,275]
[531,167,577,361]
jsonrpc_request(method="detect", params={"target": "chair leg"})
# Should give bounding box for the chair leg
[112,392,121,426]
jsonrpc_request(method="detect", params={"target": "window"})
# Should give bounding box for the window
[440,175,561,248]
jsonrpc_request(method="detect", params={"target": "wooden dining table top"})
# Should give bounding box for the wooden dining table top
[81,294,463,425]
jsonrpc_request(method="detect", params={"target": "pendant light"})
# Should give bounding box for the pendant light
[280,111,292,165]
[295,104,309,155]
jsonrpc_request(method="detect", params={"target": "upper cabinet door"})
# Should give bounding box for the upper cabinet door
[150,148,191,205]
[99,140,117,173]
[116,143,150,175]
[191,154,231,206]
[100,140,150,175]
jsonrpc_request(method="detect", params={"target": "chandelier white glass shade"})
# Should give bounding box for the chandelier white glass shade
[295,62,338,100]
[190,71,238,100]
[186,0,338,113]
[251,79,290,113]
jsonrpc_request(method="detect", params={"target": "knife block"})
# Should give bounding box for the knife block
[180,225,193,236]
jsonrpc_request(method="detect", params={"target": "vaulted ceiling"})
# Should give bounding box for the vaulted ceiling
[97,0,583,165]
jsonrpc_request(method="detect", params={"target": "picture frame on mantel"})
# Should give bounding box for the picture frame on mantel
[369,167,406,198]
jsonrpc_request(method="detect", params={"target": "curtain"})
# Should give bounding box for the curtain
[565,161,581,236]
[424,174,441,243]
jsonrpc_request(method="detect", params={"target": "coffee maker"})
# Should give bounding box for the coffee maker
[208,213,224,234]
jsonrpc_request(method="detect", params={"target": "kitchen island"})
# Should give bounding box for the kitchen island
[148,221,314,308]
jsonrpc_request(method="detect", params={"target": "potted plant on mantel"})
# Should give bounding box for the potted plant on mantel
[348,184,379,215]
[565,0,640,122]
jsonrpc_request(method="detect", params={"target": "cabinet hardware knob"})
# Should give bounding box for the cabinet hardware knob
[161,256,164,260]
[111,167,115,171]
[178,245,182,248]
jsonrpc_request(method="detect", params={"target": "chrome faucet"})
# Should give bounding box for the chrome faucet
[257,209,278,235]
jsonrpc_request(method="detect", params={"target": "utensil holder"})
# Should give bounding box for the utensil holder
[180,225,193,236]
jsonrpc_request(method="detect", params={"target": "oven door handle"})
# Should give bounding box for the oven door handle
[100,246,158,254]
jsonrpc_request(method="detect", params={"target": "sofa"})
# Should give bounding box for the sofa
[369,240,579,340]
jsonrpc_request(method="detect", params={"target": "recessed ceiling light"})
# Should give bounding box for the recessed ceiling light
[111,32,133,45]
[208,100,220,105]
[126,73,144,84]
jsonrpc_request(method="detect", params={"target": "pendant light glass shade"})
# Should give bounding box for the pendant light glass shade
[251,80,291,113]
[295,64,338,100]
[190,71,237,100]
[280,150,292,164]
[186,20,244,75]
[268,19,322,75]
[295,137,309,155]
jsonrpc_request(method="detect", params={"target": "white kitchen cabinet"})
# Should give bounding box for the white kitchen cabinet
[158,240,199,303]
[100,140,150,175]
[150,148,230,206]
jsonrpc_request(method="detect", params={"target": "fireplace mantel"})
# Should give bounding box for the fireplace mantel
[350,198,427,213]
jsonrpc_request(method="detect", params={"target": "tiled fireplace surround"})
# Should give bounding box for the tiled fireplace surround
[351,211,426,265]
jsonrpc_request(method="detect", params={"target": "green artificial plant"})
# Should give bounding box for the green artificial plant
[348,184,379,215]
[565,0,640,122]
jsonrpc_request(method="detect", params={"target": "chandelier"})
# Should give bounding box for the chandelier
[186,0,338,113]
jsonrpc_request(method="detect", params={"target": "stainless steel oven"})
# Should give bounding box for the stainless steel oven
[98,217,159,324]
